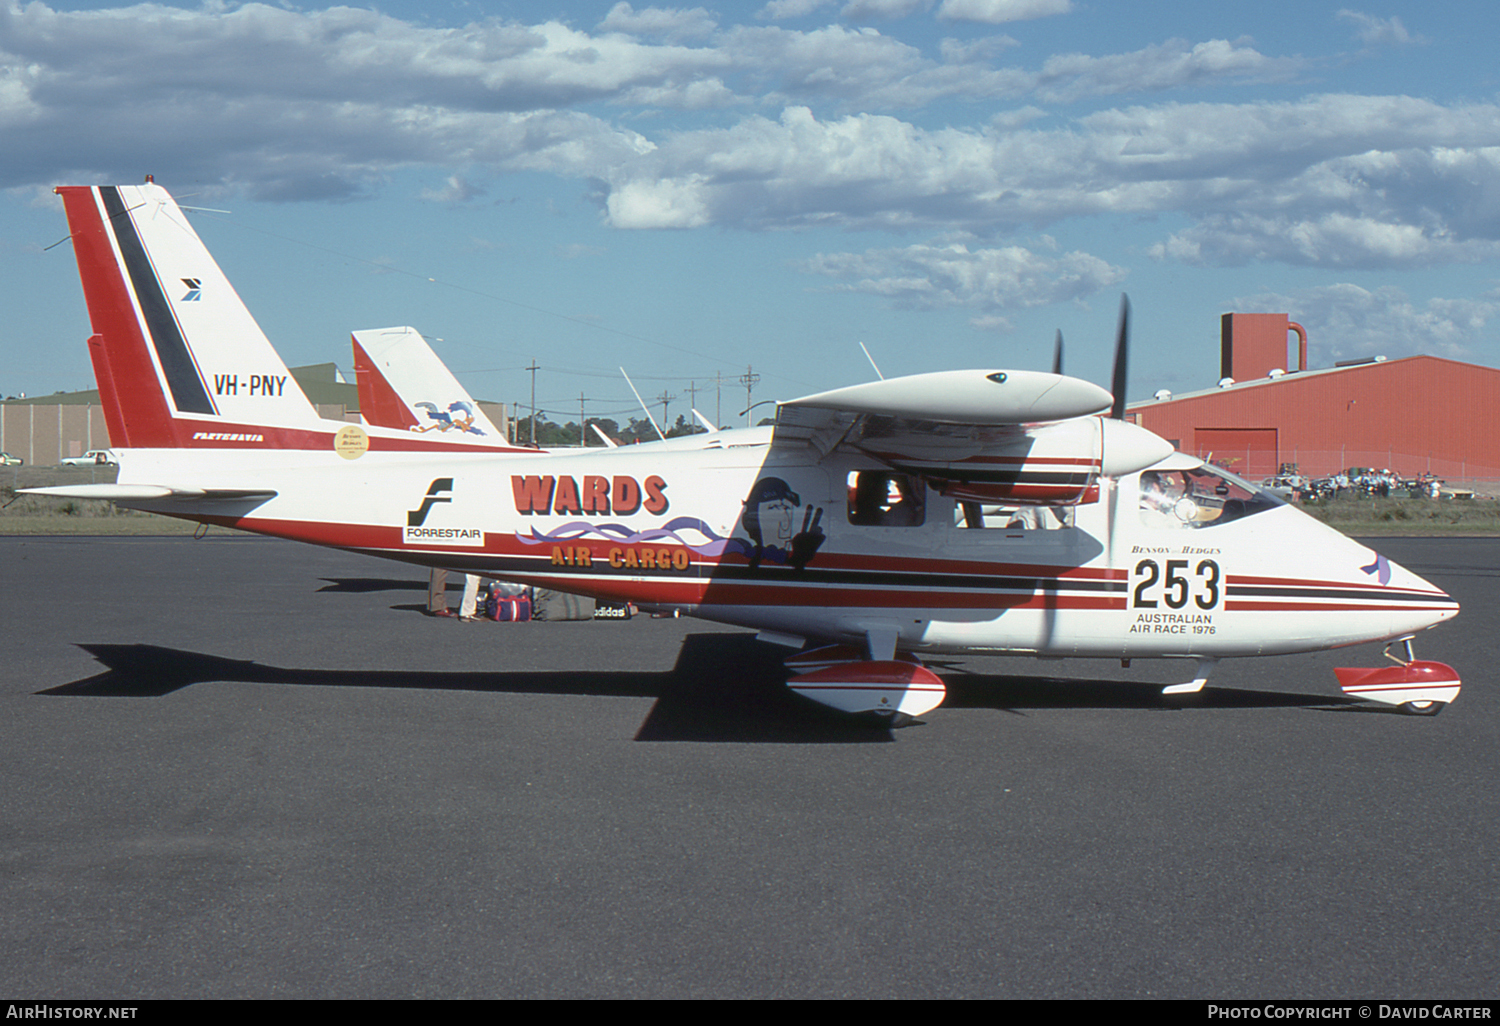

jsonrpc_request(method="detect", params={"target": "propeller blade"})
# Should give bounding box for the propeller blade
[1109,294,1130,420]
[1052,329,1064,375]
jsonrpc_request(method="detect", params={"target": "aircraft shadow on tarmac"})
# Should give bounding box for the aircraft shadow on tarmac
[40,634,1367,741]
[316,577,427,594]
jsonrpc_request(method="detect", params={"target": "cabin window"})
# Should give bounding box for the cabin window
[956,503,1072,530]
[847,471,924,527]
[1138,466,1283,530]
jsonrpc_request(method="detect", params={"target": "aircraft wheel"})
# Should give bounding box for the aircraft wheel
[1397,699,1443,717]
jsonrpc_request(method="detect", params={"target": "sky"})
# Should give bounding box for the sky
[4,0,1499,427]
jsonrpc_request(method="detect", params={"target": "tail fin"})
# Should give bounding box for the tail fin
[55,183,326,448]
[352,327,503,441]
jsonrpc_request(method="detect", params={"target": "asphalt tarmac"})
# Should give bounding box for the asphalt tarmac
[2,534,1496,999]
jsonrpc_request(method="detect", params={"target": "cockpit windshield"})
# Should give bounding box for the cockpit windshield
[1138,463,1283,530]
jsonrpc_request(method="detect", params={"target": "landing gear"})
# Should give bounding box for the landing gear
[1334,637,1460,715]
[1162,656,1217,696]
[1398,699,1443,717]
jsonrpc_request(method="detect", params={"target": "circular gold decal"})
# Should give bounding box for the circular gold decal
[334,425,369,460]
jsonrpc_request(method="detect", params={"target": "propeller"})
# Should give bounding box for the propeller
[1105,293,1131,565]
[1109,294,1130,420]
[1051,329,1064,375]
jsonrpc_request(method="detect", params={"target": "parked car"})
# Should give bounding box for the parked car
[0,451,21,466]
[60,449,116,467]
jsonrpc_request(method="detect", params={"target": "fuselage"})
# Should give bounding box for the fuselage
[115,426,1458,662]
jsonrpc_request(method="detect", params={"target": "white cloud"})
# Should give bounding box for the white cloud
[1032,38,1300,104]
[4,2,1500,275]
[606,173,713,228]
[598,3,719,43]
[798,240,1126,319]
[758,0,835,19]
[841,0,931,20]
[1337,10,1425,47]
[937,0,1072,25]
[421,174,485,204]
[1230,283,1498,362]
[593,97,1500,260]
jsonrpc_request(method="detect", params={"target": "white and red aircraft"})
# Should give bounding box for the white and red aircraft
[27,181,1462,721]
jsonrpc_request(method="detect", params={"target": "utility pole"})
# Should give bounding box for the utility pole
[580,392,587,447]
[739,365,759,427]
[526,358,540,446]
[655,389,676,436]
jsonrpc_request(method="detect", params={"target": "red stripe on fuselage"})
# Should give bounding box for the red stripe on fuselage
[160,419,538,453]
[1225,601,1457,613]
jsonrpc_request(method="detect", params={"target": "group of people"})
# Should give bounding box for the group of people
[1310,470,1442,500]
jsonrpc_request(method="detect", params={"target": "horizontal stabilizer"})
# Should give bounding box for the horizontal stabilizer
[22,484,277,501]
[352,327,503,441]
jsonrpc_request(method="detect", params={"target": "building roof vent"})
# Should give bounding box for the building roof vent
[1217,377,1235,389]
[1268,368,1286,378]
[1153,389,1173,401]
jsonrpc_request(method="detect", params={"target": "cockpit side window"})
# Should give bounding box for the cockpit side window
[847,471,925,527]
[1138,466,1282,530]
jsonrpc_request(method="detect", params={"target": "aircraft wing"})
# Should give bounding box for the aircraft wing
[773,368,1169,505]
[780,369,1111,424]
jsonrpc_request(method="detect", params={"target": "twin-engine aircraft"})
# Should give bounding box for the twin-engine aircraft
[27,181,1462,722]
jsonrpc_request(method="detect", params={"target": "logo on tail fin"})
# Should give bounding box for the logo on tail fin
[181,278,202,301]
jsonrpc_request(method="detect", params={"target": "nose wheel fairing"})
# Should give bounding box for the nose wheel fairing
[1336,636,1460,715]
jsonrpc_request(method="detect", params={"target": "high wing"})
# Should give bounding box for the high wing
[773,367,1172,506]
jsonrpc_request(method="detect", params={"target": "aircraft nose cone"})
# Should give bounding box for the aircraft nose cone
[1377,553,1459,630]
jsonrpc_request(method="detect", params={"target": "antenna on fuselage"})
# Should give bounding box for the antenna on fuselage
[859,342,886,381]
[1052,329,1064,375]
[619,367,667,442]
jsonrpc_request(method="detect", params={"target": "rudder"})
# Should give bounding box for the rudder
[55,182,326,449]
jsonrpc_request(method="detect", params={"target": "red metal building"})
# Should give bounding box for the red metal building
[1128,314,1500,482]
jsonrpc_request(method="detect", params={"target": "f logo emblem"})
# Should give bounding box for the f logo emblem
[407,478,454,526]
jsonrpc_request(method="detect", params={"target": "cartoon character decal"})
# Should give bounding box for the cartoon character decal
[412,401,485,435]
[736,477,826,571]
